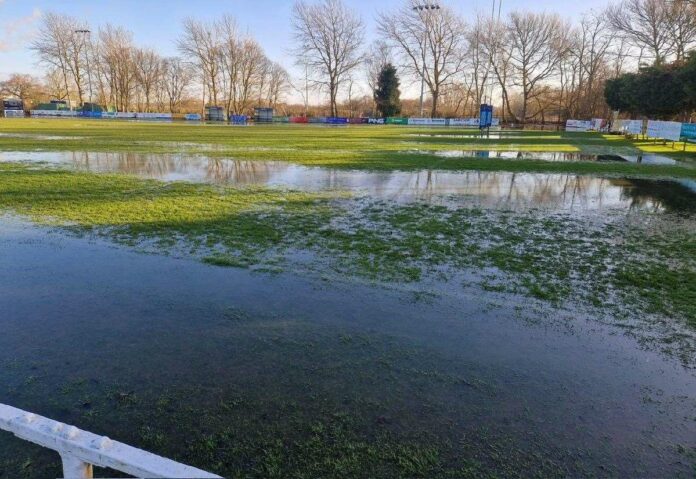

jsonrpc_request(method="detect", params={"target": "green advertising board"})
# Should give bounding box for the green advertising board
[386,117,408,125]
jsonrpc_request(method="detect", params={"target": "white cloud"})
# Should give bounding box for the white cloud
[0,7,41,53]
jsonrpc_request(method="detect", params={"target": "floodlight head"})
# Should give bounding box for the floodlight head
[413,3,441,10]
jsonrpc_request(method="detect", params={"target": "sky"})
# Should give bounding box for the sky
[0,0,611,100]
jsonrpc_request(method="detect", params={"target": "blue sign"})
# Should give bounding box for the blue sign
[681,123,696,140]
[479,104,493,129]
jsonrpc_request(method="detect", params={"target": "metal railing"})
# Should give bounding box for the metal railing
[0,403,221,478]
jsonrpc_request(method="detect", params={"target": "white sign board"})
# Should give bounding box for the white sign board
[407,118,447,126]
[624,120,643,135]
[647,120,682,141]
[30,110,78,117]
[565,119,593,132]
[447,118,500,127]
[646,120,661,138]
[659,121,682,141]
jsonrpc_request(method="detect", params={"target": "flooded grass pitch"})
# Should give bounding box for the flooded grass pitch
[0,123,695,477]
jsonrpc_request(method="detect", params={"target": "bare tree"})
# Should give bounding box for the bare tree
[378,0,466,117]
[479,17,517,122]
[44,68,70,101]
[667,0,696,62]
[178,18,222,106]
[0,74,44,106]
[364,40,393,94]
[162,57,193,113]
[292,0,365,117]
[98,24,136,111]
[607,0,672,65]
[132,48,163,112]
[31,13,91,105]
[506,12,567,123]
[265,62,290,109]
[465,16,493,108]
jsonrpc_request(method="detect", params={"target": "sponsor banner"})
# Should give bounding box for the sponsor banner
[407,118,447,126]
[2,110,24,118]
[368,118,385,124]
[624,119,643,135]
[272,116,289,123]
[326,117,349,124]
[646,120,660,138]
[230,115,247,124]
[647,120,682,141]
[565,119,593,132]
[135,112,172,120]
[30,110,79,117]
[448,118,474,126]
[308,117,325,124]
[681,123,696,140]
[386,117,408,125]
[116,112,137,119]
[592,118,607,131]
[184,113,201,121]
[662,121,685,141]
[80,111,102,118]
[290,116,308,123]
[347,117,368,124]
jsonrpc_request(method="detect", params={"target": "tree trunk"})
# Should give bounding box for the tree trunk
[430,89,439,118]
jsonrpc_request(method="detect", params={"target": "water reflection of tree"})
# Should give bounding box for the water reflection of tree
[615,178,696,213]
[63,152,692,212]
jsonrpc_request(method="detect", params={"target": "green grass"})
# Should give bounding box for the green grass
[1,119,696,177]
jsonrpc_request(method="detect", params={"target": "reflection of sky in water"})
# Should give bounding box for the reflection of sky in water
[1,151,693,213]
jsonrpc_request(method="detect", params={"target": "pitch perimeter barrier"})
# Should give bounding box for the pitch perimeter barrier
[647,120,682,142]
[2,110,24,118]
[681,123,696,141]
[326,117,349,124]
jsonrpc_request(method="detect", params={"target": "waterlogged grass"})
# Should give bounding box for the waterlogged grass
[1,163,694,337]
[1,119,696,177]
[0,318,587,479]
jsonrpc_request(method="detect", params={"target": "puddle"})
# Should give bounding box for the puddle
[424,149,679,165]
[1,151,693,212]
[0,132,84,141]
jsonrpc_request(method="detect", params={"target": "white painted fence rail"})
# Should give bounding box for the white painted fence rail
[0,403,222,479]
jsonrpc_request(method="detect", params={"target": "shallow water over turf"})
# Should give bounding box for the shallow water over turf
[1,151,694,213]
[0,217,694,477]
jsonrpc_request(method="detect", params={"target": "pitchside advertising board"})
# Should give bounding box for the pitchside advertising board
[681,123,696,141]
[624,120,643,135]
[565,120,593,132]
[646,120,682,142]
[479,104,493,128]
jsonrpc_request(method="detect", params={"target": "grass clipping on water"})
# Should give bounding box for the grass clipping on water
[0,163,694,333]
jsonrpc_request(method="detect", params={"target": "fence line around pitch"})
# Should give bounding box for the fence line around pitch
[0,402,221,479]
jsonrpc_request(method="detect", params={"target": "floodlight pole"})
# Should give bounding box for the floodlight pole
[413,3,440,117]
[75,29,93,113]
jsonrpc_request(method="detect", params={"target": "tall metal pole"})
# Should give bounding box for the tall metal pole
[76,29,93,113]
[413,3,440,118]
